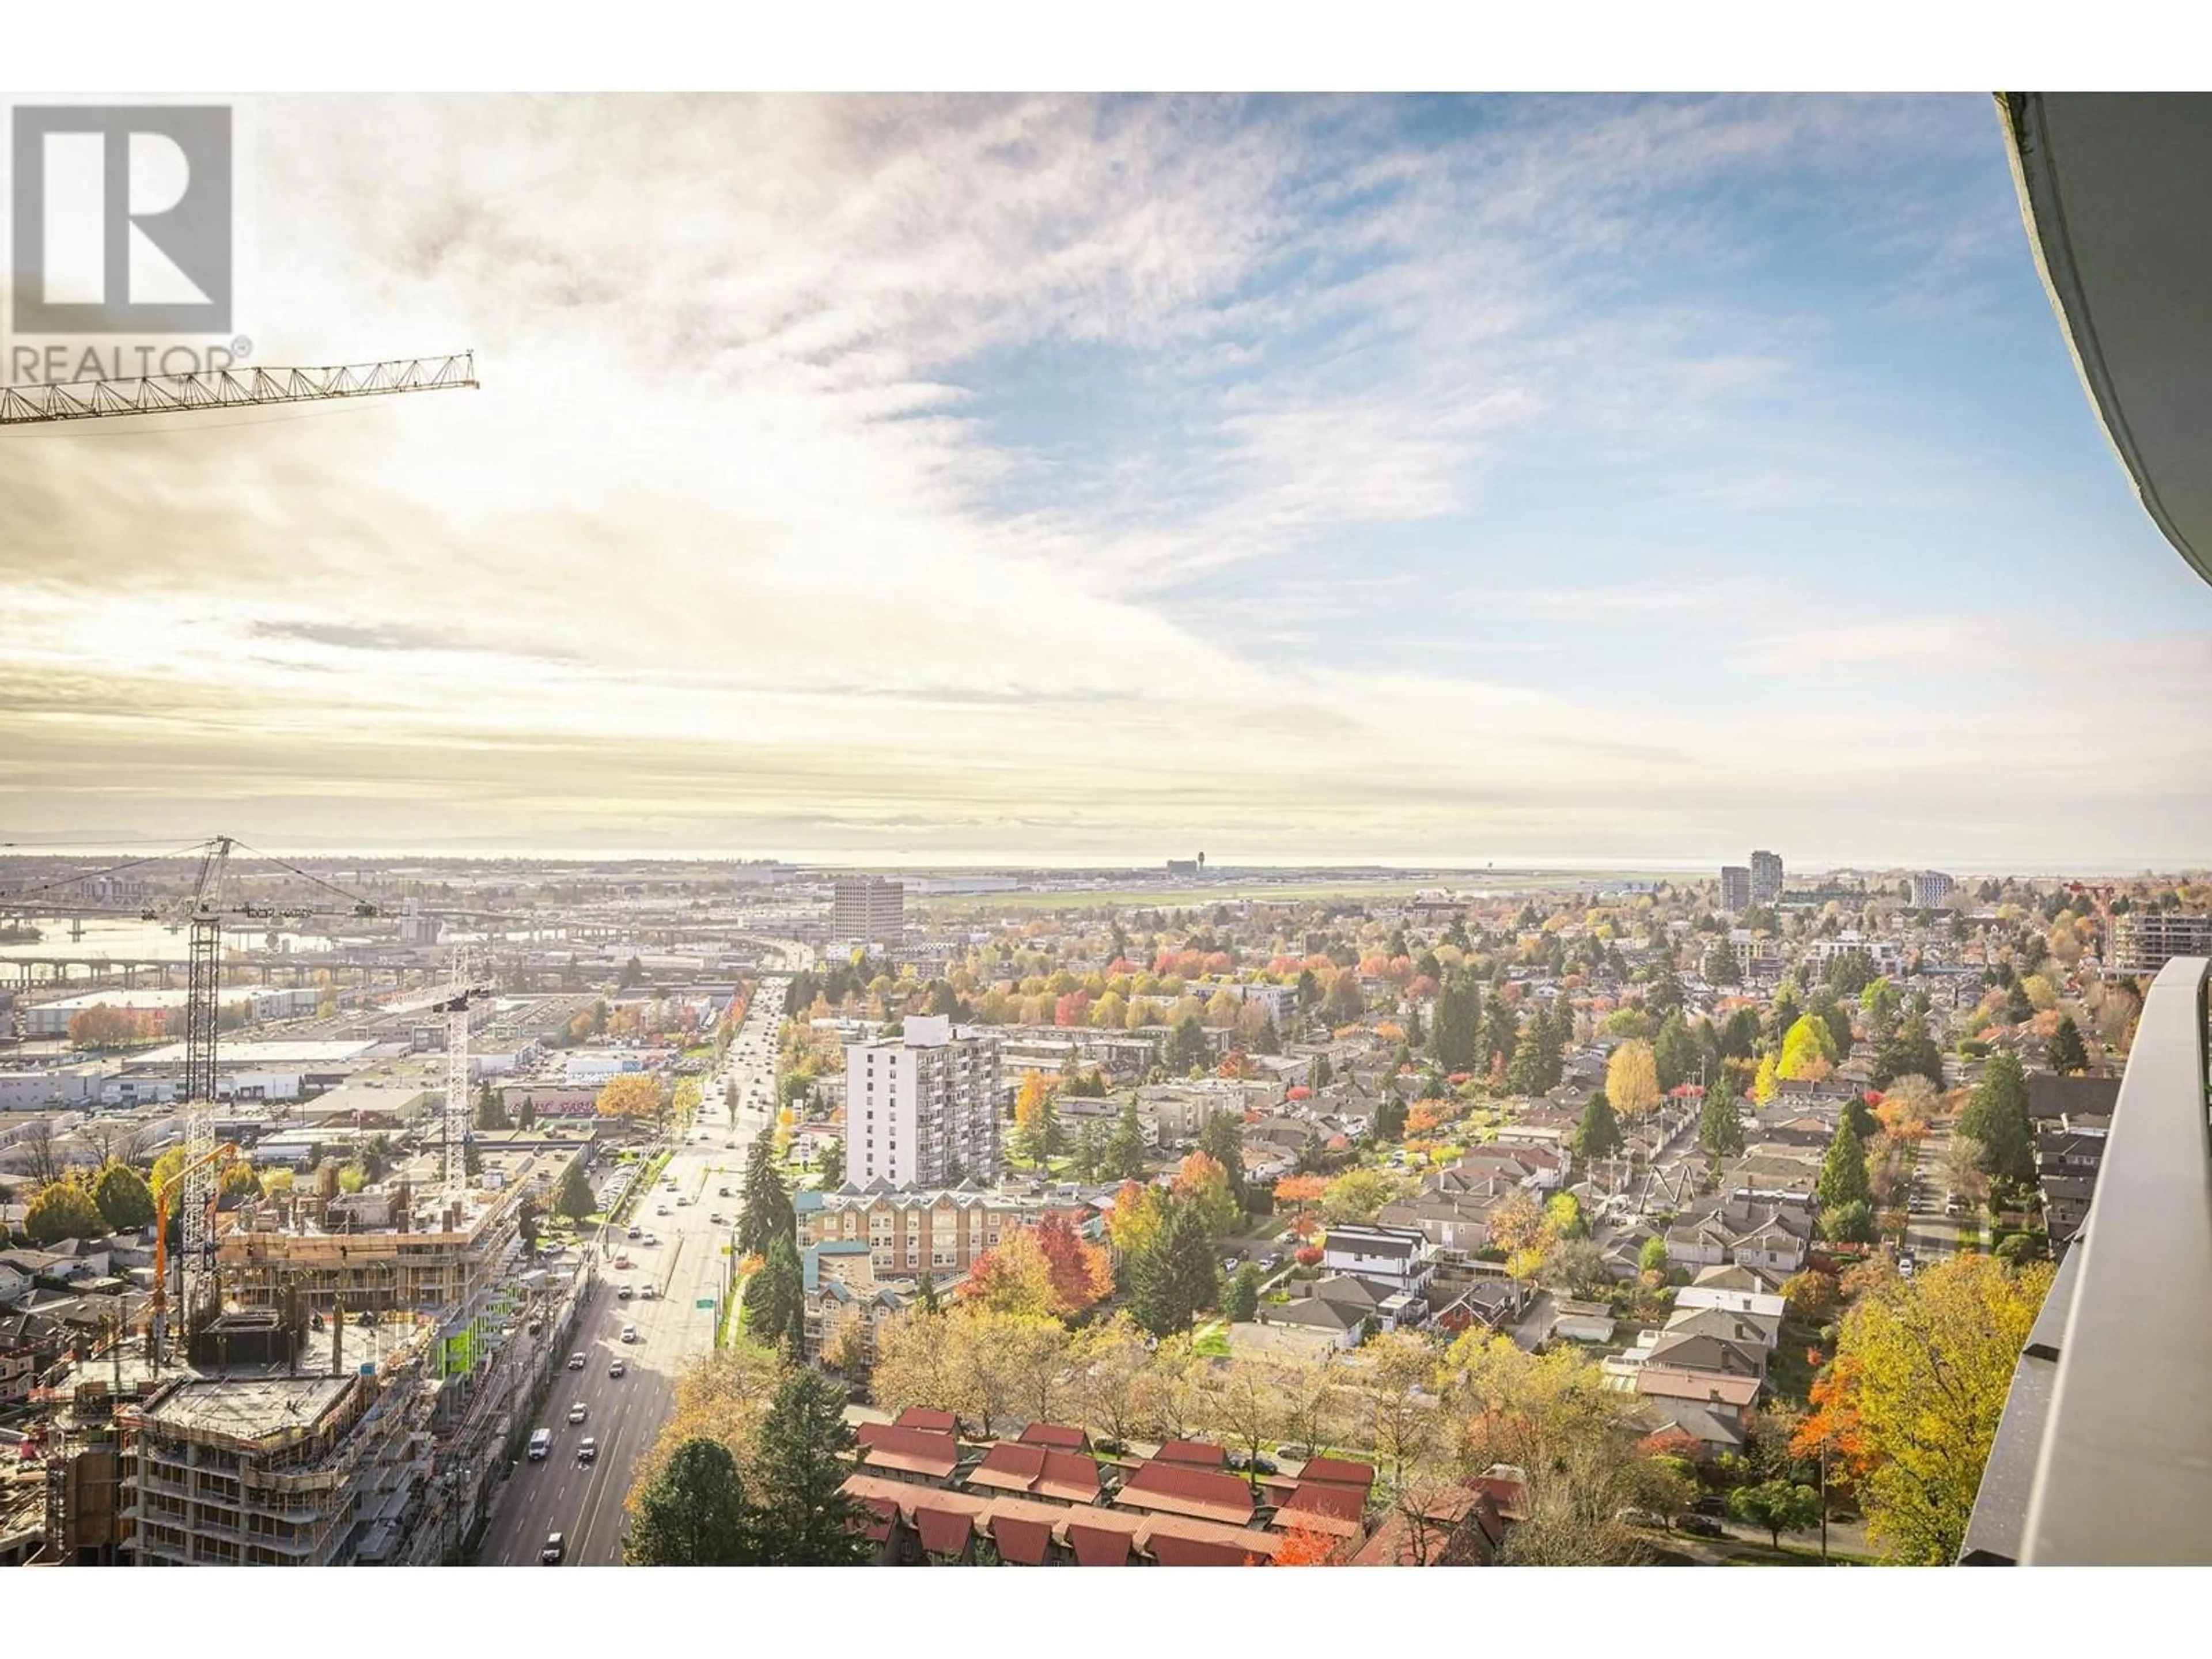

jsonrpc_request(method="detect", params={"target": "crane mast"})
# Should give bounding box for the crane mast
[179,837,233,1335]
[431,949,494,1200]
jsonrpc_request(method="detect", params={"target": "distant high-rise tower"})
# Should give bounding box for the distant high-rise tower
[833,876,904,950]
[1719,866,1751,911]
[1749,850,1783,906]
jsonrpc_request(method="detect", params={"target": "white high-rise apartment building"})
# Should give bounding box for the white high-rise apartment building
[832,876,905,950]
[1910,870,1955,909]
[843,1015,1002,1187]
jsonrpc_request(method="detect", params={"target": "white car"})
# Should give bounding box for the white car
[568,1402,588,1423]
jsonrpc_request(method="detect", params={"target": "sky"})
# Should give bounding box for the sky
[2,92,2209,872]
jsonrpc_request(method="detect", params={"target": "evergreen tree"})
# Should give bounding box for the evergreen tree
[1071,1119,1109,1183]
[1105,1097,1149,1182]
[2046,1015,2089,1075]
[1573,1090,1623,1162]
[1312,1053,1334,1089]
[1653,1010,1700,1095]
[743,1233,806,1353]
[747,1370,874,1565]
[1816,1116,1873,1217]
[552,1158,594,1222]
[628,1437,752,1565]
[738,1138,795,1259]
[463,1135,482,1179]
[2004,982,2035,1025]
[1370,1093,1407,1141]
[1225,1260,1263,1322]
[915,1270,941,1314]
[475,1082,510,1131]
[1479,994,1520,1076]
[1253,1015,1282,1056]
[1197,1111,1249,1209]
[1430,975,1480,1071]
[1698,1084,1746,1161]
[816,1138,846,1188]
[1703,934,1741,985]
[1166,1013,1210,1074]
[1841,1093,1878,1144]
[1130,1202,1218,1336]
[1959,1051,2036,1187]
[1404,1002,1425,1048]
[516,1096,536,1130]
[1870,1016,1945,1090]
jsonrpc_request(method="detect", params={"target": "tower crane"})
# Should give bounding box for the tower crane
[0,352,476,427]
[1,837,378,1338]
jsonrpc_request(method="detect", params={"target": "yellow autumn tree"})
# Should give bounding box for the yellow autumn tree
[1604,1039,1661,1119]
[1013,1070,1052,1138]
[1822,1254,2054,1563]
[594,1073,665,1120]
[1752,1051,1781,1104]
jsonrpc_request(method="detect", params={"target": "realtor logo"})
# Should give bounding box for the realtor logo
[11,104,232,334]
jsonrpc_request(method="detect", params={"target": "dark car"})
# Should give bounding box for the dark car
[1226,1450,1279,1475]
[576,1437,597,1465]
[1680,1514,1726,1537]
[541,1531,566,1563]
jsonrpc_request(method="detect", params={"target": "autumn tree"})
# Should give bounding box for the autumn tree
[1031,1211,1114,1313]
[1815,1254,2053,1563]
[594,1073,664,1122]
[25,1179,103,1246]
[1073,1316,1154,1448]
[92,1161,155,1232]
[1171,1151,1241,1238]
[1320,1167,1402,1226]
[1777,1013,1838,1082]
[1604,1039,1661,1119]
[1728,1479,1823,1548]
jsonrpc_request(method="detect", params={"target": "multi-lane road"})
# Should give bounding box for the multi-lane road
[475,976,790,1566]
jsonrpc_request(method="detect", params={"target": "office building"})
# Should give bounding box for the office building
[1748,851,1783,906]
[843,1015,1002,1187]
[1719,866,1751,911]
[833,877,906,950]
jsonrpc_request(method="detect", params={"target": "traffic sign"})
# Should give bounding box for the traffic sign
[695,1297,715,1309]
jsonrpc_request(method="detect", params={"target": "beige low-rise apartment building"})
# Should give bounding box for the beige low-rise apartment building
[796,1182,1093,1281]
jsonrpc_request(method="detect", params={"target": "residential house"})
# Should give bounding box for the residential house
[852,1423,963,1487]
[1114,1460,1257,1529]
[1319,1224,1436,1299]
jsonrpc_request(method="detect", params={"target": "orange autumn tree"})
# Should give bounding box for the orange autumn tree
[1172,1151,1240,1236]
[961,1227,1059,1318]
[1013,1070,1053,1139]
[1272,1174,1329,1209]
[1271,1524,1349,1565]
[1031,1212,1114,1313]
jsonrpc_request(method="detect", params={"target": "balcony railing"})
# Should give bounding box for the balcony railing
[1960,955,2211,1564]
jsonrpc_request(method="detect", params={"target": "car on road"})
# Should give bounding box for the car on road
[568,1402,588,1423]
[708,1212,724,1224]
[676,1196,690,1206]
[639,1284,656,1300]
[576,1437,597,1465]
[528,1427,552,1460]
[642,1233,659,1246]
[622,1324,639,1343]
[566,1353,586,1370]
[718,1185,733,1197]
[541,1531,565,1564]
[656,1205,670,1215]
[617,1285,633,1300]
[613,1256,632,1270]
[608,1358,626,1378]
[1679,1514,1726,1538]
[627,1225,642,1240]
[1257,1253,1281,1271]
